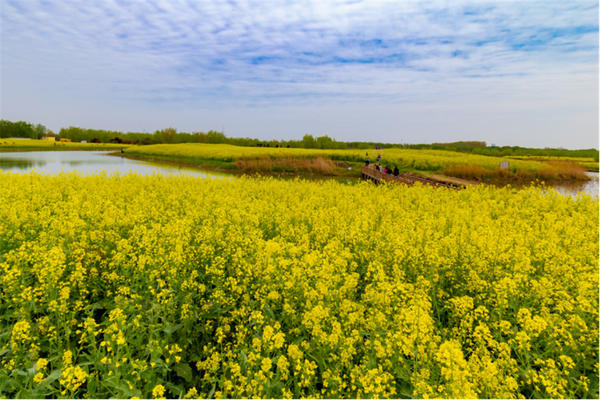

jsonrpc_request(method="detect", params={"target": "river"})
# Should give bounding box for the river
[0,151,222,178]
[551,171,598,198]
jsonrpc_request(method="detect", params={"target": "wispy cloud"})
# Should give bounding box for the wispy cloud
[1,0,597,147]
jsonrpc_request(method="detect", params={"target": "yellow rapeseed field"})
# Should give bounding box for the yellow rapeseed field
[0,172,597,398]
[0,138,129,151]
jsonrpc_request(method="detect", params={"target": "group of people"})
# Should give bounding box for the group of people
[364,152,400,176]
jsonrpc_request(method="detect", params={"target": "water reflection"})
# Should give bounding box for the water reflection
[0,151,224,178]
[0,158,45,170]
[552,172,598,198]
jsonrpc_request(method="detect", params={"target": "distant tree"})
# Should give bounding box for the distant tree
[33,124,47,139]
[206,130,226,144]
[60,127,88,142]
[315,135,334,149]
[0,120,35,138]
[302,134,316,148]
[155,128,177,144]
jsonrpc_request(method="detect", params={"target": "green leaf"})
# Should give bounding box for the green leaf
[174,363,193,383]
[16,388,34,398]
[101,375,138,397]
[207,382,216,399]
[165,382,184,398]
[163,323,182,335]
[87,375,97,395]
[264,306,275,319]
[44,369,62,384]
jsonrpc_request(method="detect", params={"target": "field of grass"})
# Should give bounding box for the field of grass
[1,172,598,398]
[506,155,599,172]
[0,138,131,152]
[124,143,588,183]
[579,162,599,171]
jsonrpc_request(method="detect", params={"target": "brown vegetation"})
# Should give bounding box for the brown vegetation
[234,157,341,175]
[538,160,591,181]
[442,160,590,184]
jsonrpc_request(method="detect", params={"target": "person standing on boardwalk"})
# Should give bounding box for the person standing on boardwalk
[393,166,399,176]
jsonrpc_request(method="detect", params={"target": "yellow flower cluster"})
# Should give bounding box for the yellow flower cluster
[0,171,597,398]
[58,350,88,395]
[152,384,166,399]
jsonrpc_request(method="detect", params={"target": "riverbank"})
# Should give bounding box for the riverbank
[0,138,129,152]
[0,139,592,185]
[113,152,361,179]
[2,149,597,197]
[441,161,591,184]
[506,155,599,172]
[121,143,591,185]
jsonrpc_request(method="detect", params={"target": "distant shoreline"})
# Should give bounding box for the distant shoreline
[1,139,595,185]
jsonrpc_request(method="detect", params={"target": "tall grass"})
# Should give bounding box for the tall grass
[506,155,599,172]
[443,160,589,183]
[234,157,339,175]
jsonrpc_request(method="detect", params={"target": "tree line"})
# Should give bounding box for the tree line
[0,120,49,139]
[402,141,599,161]
[1,119,597,160]
[0,120,356,149]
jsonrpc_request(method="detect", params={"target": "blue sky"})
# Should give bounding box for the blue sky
[1,0,598,148]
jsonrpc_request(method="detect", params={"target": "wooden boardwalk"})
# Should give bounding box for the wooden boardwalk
[361,166,466,189]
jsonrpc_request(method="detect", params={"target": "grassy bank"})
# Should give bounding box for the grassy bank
[505,155,599,172]
[121,143,365,178]
[116,152,360,179]
[0,138,131,152]
[124,143,590,184]
[442,161,590,184]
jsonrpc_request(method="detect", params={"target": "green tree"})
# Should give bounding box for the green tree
[155,128,177,144]
[206,130,226,144]
[302,134,316,148]
[315,135,334,149]
[33,124,47,139]
[0,120,35,138]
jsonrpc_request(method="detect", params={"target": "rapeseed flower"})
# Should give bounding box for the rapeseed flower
[0,172,597,398]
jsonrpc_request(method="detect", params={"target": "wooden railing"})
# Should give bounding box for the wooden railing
[361,166,465,189]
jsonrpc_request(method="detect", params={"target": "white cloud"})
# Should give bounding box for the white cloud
[1,0,597,147]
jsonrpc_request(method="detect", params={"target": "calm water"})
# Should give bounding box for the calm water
[552,171,598,198]
[0,151,223,177]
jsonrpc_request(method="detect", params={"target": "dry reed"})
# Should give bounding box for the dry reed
[234,156,339,175]
[443,160,589,183]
